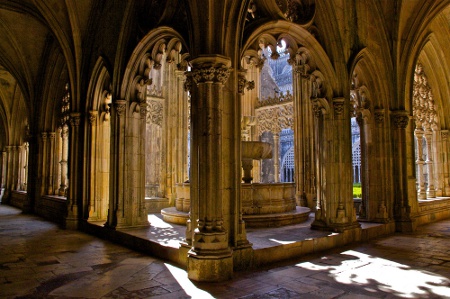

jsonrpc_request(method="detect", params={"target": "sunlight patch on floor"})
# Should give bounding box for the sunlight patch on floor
[165,263,215,299]
[295,250,450,298]
[148,214,173,229]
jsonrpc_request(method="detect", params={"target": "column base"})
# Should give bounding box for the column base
[232,244,253,271]
[395,219,417,232]
[311,219,360,233]
[187,250,233,282]
[64,216,79,230]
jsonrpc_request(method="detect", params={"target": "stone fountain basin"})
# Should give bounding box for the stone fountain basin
[242,141,272,160]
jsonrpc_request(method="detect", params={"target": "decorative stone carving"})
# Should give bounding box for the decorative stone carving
[332,98,345,115]
[255,102,293,134]
[41,132,48,139]
[69,113,81,127]
[255,90,293,108]
[391,111,409,129]
[442,130,448,141]
[191,65,231,85]
[139,103,147,119]
[146,99,163,126]
[237,70,255,94]
[311,98,325,118]
[413,63,438,130]
[88,111,98,126]
[114,100,126,116]
[374,109,385,125]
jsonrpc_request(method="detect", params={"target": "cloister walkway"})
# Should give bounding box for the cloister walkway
[1,204,450,298]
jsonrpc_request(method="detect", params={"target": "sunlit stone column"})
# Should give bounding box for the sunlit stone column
[414,128,427,199]
[59,127,69,196]
[292,61,314,207]
[187,56,234,282]
[424,128,436,198]
[391,110,416,232]
[272,133,280,183]
[311,97,359,232]
[4,146,13,199]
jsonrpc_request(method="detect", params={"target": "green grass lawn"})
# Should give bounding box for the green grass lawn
[353,183,362,198]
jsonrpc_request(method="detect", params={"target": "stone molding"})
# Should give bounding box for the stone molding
[332,98,345,115]
[374,109,385,125]
[88,111,98,126]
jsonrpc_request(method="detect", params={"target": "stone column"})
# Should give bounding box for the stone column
[3,147,12,200]
[292,64,314,207]
[88,111,98,220]
[107,100,126,228]
[424,129,436,198]
[391,110,416,232]
[187,56,234,282]
[373,109,389,222]
[13,146,20,191]
[40,133,48,195]
[47,132,56,194]
[23,143,28,190]
[65,113,81,229]
[1,150,6,189]
[311,98,359,232]
[59,127,69,196]
[432,129,443,197]
[414,128,427,199]
[175,69,190,184]
[442,130,450,195]
[273,133,280,183]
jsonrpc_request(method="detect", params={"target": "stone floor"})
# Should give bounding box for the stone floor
[1,204,450,299]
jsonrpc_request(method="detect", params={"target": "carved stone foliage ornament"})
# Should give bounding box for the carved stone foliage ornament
[256,102,293,134]
[255,90,293,108]
[191,65,231,85]
[413,63,438,130]
[238,74,255,94]
[146,99,163,126]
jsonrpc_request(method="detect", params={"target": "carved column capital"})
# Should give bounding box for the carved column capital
[48,132,56,139]
[374,109,385,125]
[69,112,81,127]
[237,73,255,95]
[332,97,345,116]
[391,110,410,129]
[441,130,448,141]
[88,110,98,126]
[41,132,48,140]
[311,98,324,118]
[114,100,127,117]
[189,56,232,85]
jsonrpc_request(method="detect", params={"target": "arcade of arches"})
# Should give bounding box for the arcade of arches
[0,0,450,282]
